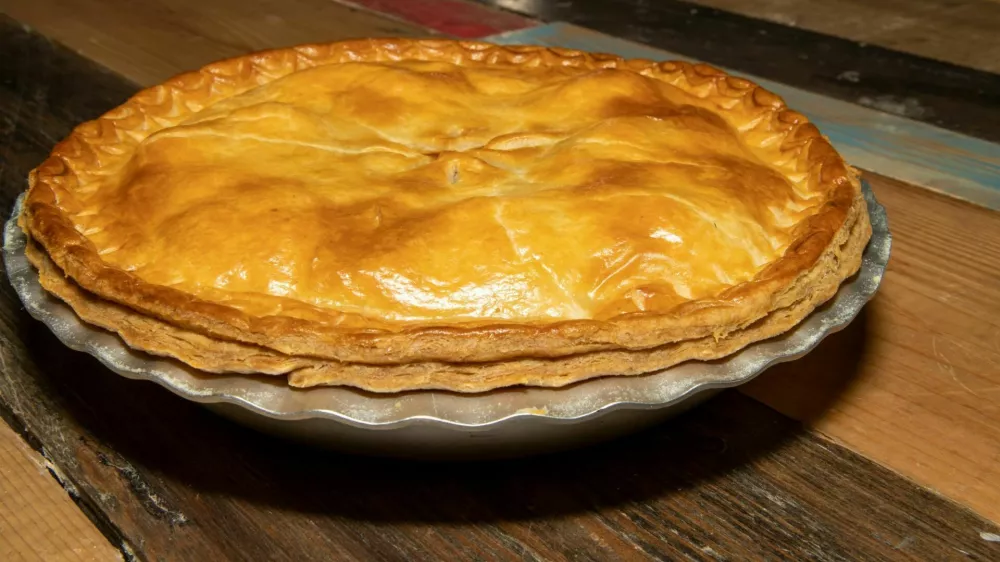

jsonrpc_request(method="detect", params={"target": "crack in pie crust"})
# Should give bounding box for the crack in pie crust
[21,39,871,392]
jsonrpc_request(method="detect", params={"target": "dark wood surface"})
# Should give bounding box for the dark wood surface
[2,14,1000,561]
[685,0,1000,75]
[475,0,1000,143]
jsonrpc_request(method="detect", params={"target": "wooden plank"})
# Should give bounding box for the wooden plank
[486,22,1000,525]
[0,422,121,562]
[0,0,435,87]
[474,0,1000,144]
[744,173,1000,523]
[687,0,1000,74]
[340,0,535,37]
[488,24,1000,209]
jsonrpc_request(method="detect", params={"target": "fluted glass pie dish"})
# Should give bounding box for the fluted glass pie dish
[4,182,889,458]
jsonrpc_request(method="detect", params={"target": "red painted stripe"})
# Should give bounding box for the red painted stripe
[342,0,537,38]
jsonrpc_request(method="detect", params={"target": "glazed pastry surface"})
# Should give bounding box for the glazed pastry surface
[71,60,814,325]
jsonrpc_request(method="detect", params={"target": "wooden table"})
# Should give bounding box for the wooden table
[1,1,999,560]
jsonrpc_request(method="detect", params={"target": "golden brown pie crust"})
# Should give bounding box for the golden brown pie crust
[21,39,870,391]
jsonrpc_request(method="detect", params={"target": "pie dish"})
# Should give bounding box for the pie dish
[19,39,871,393]
[5,183,891,456]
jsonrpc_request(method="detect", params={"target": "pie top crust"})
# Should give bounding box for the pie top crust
[22,39,865,365]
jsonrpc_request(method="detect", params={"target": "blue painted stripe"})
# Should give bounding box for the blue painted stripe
[485,23,1000,210]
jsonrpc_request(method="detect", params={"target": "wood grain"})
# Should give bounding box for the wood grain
[688,0,1000,73]
[0,0,435,87]
[744,174,1000,522]
[0,422,122,562]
